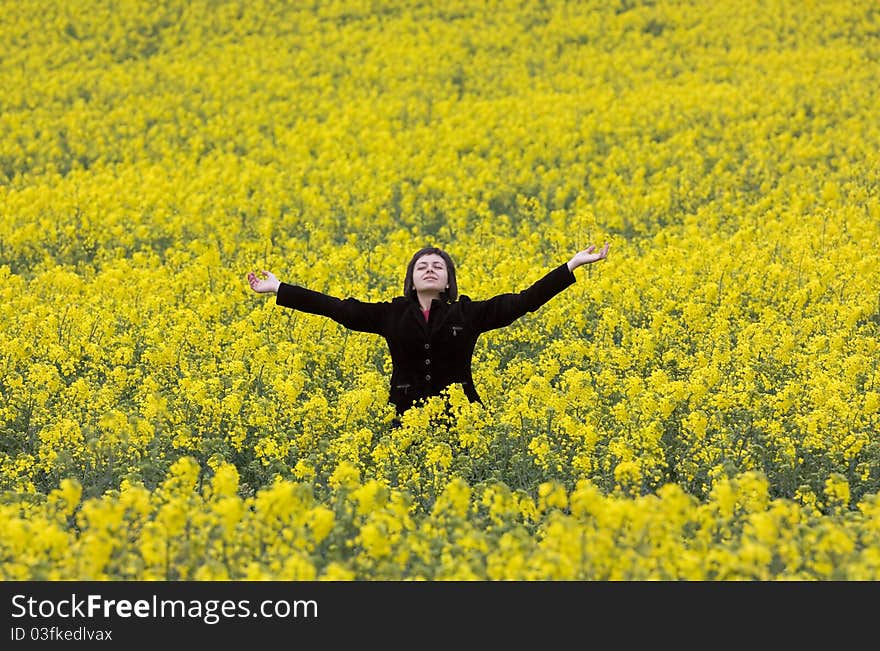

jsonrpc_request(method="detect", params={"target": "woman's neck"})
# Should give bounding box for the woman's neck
[416,290,441,311]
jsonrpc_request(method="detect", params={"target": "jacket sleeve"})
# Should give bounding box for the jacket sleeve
[275,283,388,335]
[467,262,576,333]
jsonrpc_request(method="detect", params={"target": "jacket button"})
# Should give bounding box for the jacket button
[425,374,431,381]
[424,343,430,350]
[425,358,431,365]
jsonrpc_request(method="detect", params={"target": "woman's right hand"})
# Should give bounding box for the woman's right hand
[247,270,280,294]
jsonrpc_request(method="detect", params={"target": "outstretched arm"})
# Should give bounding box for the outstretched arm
[470,243,610,333]
[246,269,387,335]
[566,242,610,272]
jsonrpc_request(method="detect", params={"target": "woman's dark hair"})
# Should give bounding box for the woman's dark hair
[403,246,458,302]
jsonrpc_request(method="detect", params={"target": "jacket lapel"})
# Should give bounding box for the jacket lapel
[408,298,452,335]
[408,299,430,335]
[427,299,452,333]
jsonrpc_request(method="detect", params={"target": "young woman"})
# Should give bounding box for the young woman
[247,243,609,420]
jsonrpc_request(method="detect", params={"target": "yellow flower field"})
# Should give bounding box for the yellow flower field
[1,0,879,579]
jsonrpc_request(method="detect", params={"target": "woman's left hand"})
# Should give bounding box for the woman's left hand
[568,242,610,271]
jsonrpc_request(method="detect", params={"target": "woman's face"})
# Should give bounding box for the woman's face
[412,253,449,294]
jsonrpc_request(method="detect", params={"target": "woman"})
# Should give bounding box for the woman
[247,243,609,420]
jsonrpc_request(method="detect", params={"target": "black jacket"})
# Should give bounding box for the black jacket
[276,262,576,415]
